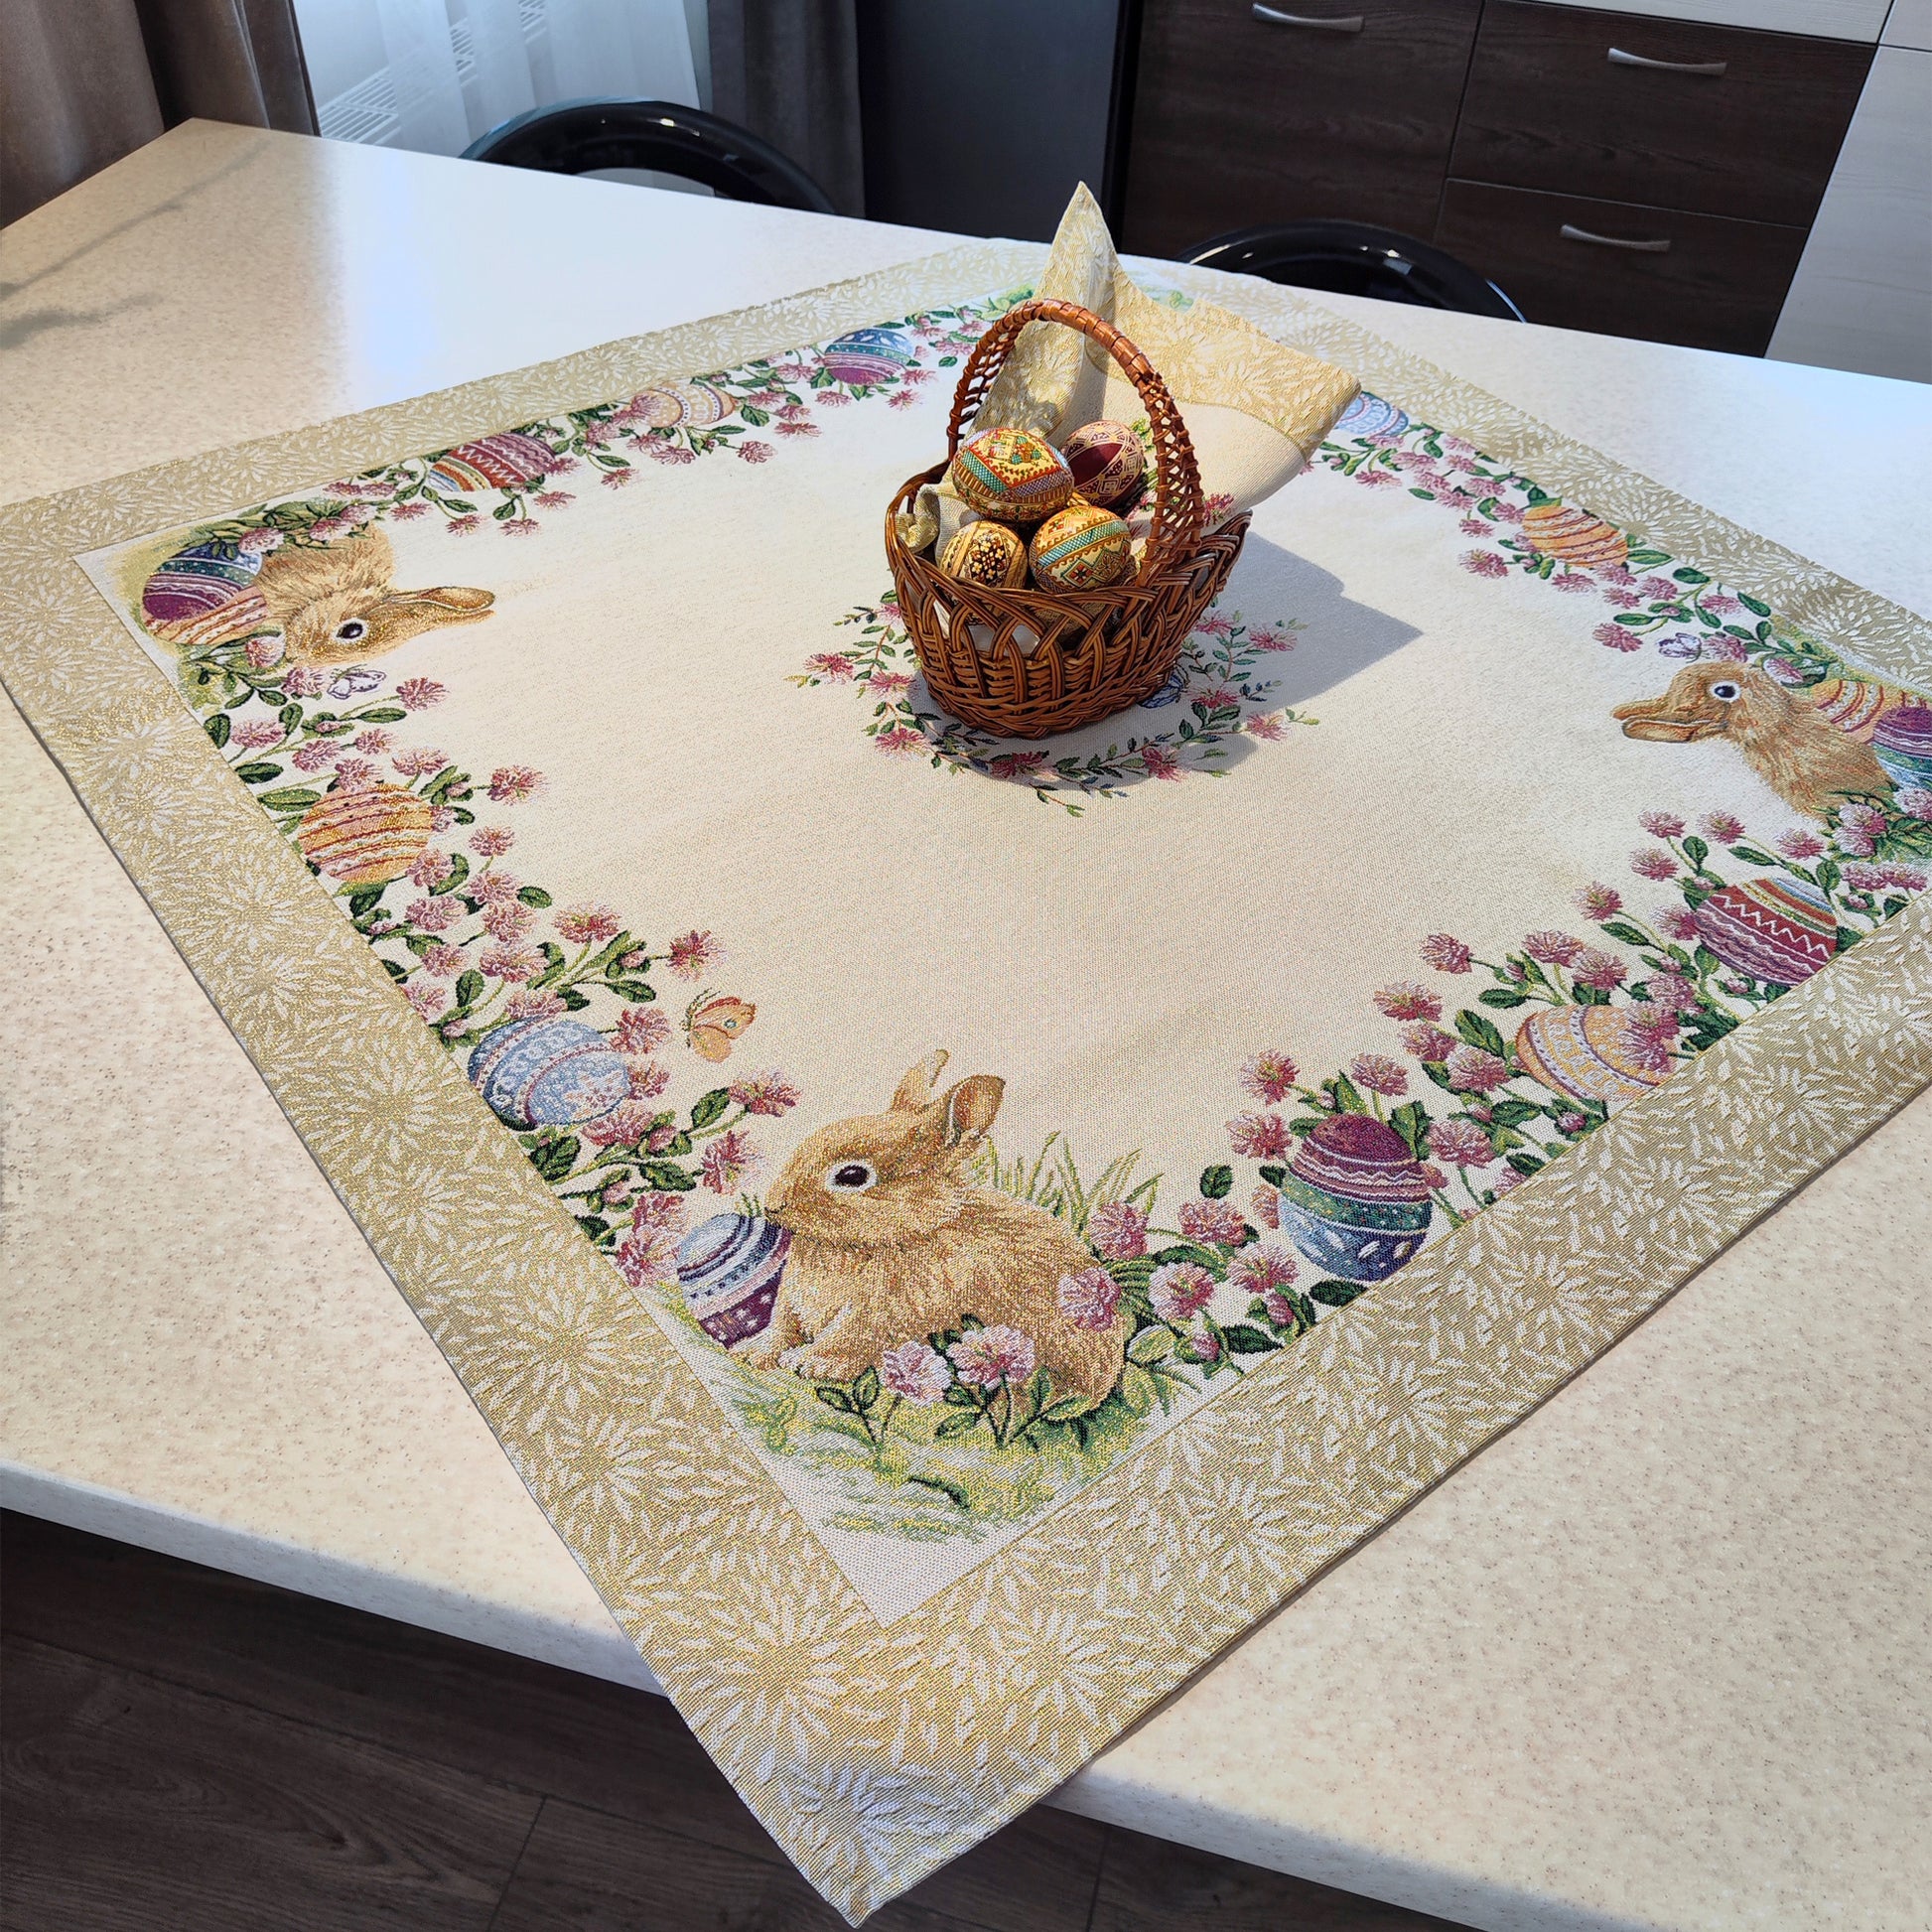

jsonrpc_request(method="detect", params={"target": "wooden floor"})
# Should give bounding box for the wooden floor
[1,1512,1463,1931]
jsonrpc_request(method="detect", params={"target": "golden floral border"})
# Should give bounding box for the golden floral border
[4,241,1931,1924]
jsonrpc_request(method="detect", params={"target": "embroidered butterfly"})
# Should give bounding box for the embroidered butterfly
[684,990,756,1062]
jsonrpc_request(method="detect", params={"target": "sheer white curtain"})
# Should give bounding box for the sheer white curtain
[297,0,704,156]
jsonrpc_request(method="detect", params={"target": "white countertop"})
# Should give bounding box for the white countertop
[4,122,1929,1932]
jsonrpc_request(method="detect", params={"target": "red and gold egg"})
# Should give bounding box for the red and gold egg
[1060,419,1147,509]
[1692,875,1839,986]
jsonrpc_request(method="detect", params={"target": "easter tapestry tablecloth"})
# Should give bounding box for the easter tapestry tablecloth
[5,238,1931,1923]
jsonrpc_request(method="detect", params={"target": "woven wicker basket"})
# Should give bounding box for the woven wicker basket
[884,296,1250,740]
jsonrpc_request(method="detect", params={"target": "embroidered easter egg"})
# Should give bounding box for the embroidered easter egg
[1809,677,1892,738]
[467,1017,630,1130]
[626,379,732,431]
[676,1212,792,1346]
[295,782,433,887]
[819,327,914,387]
[948,427,1075,523]
[1513,1006,1669,1109]
[1331,392,1407,441]
[940,519,1029,590]
[427,431,563,495]
[1522,501,1629,569]
[1060,419,1146,509]
[141,537,271,646]
[1871,704,1932,789]
[1277,1113,1433,1284]
[1693,875,1839,986]
[1030,501,1132,591]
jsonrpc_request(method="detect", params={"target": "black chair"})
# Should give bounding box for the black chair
[1187,220,1524,322]
[461,99,837,215]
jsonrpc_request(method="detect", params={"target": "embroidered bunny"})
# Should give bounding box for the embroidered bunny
[746,1051,1126,1410]
[255,527,494,665]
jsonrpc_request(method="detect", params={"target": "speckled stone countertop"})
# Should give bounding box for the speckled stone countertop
[4,121,1929,1932]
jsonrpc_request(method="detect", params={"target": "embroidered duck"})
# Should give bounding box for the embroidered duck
[1613,662,1894,819]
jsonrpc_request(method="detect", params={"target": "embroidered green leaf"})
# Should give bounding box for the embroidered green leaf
[1486,1099,1542,1128]
[628,1161,693,1192]
[358,706,407,723]
[1598,919,1653,947]
[1309,1281,1362,1308]
[517,886,553,906]
[346,887,384,920]
[1257,1164,1288,1186]
[1454,1010,1508,1057]
[1197,1164,1233,1199]
[934,1410,981,1439]
[205,713,231,748]
[1127,1325,1173,1365]
[606,979,656,1002]
[1329,1072,1367,1114]
[1728,846,1778,867]
[1737,593,1772,617]
[689,1088,731,1130]
[1683,835,1711,868]
[234,760,283,783]
[528,1135,581,1183]
[256,786,322,810]
[1477,987,1528,1009]
[1220,1323,1279,1354]
[1117,1364,1158,1416]
[853,1367,881,1410]
[454,969,484,1010]
[1388,1101,1431,1160]
[815,1387,856,1414]
[1506,1151,1546,1177]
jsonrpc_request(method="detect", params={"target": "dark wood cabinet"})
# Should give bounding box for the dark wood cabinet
[1451,2,1871,228]
[1120,0,1874,355]
[1122,0,1481,257]
[1435,181,1811,353]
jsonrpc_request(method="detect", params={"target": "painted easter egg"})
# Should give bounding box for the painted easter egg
[625,379,732,432]
[677,1212,791,1346]
[467,1017,630,1130]
[1513,1006,1669,1109]
[940,518,1029,590]
[295,782,433,887]
[1522,501,1629,569]
[948,427,1075,523]
[819,327,914,387]
[1809,676,1892,738]
[141,537,271,646]
[1871,704,1932,789]
[1277,1113,1433,1284]
[1060,419,1147,509]
[428,431,563,495]
[1693,874,1839,987]
[1331,392,1407,441]
[1030,501,1132,591]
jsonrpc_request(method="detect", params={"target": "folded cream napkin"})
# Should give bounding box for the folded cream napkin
[900,184,1359,559]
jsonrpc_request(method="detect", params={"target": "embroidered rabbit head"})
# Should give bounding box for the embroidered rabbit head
[764,1051,1004,1250]
[258,528,494,666]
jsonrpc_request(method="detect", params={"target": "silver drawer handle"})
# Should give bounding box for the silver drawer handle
[1608,46,1727,76]
[1561,222,1672,253]
[1253,4,1366,29]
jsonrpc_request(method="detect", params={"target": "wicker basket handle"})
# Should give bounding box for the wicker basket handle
[945,296,1205,586]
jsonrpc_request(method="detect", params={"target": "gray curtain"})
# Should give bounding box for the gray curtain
[2,0,316,226]
[708,0,863,217]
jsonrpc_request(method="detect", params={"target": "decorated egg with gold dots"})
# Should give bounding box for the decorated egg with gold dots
[940,518,1029,590]
[1277,1113,1433,1283]
[1060,419,1146,509]
[1872,704,1932,789]
[1522,501,1629,569]
[1029,501,1133,591]
[1514,1006,1669,1109]
[677,1212,792,1346]
[1693,875,1839,986]
[948,427,1074,523]
[295,782,433,887]
[624,380,732,431]
[468,1017,630,1130]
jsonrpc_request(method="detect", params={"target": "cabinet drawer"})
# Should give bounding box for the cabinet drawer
[1435,180,1808,354]
[1452,2,1871,228]
[1124,0,1480,258]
